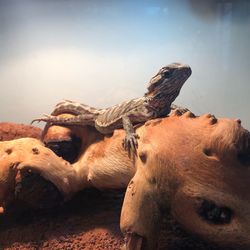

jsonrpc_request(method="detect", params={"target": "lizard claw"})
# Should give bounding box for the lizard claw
[123,133,140,156]
[31,114,55,124]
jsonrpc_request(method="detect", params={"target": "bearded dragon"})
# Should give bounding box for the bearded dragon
[32,62,192,155]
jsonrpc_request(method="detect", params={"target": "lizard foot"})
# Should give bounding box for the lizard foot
[31,114,58,124]
[122,133,139,156]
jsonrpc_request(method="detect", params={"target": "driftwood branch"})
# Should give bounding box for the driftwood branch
[1,112,250,249]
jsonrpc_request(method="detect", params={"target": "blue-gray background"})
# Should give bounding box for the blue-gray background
[0,0,249,128]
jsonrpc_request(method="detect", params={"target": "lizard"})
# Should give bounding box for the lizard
[32,62,192,155]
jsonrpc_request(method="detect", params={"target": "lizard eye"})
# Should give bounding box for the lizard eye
[162,71,172,78]
[197,199,233,224]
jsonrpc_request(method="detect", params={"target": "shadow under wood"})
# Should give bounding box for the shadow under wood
[0,172,125,249]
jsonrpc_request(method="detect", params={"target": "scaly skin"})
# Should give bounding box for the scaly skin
[32,63,191,155]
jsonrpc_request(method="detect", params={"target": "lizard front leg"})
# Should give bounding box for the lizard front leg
[122,116,139,156]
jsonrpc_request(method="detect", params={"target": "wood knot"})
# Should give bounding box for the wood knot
[202,114,217,125]
[128,180,134,188]
[128,180,136,196]
[183,111,195,118]
[197,199,232,225]
[205,114,212,118]
[32,147,39,155]
[209,115,217,125]
[149,177,157,185]
[5,148,12,155]
[203,148,219,161]
[235,119,241,125]
[171,109,183,116]
[87,173,92,182]
[203,148,212,156]
[139,151,147,164]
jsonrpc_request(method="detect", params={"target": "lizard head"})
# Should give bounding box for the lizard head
[145,62,192,113]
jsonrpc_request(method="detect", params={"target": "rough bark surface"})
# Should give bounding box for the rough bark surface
[0,120,244,250]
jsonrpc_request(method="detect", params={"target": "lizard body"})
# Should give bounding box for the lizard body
[32,62,192,154]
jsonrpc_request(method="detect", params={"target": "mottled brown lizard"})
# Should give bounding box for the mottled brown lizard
[32,62,192,154]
